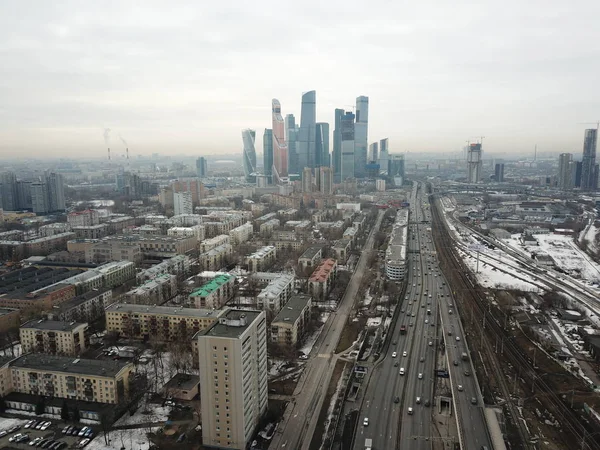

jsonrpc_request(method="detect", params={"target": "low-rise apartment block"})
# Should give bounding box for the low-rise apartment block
[20,319,88,356]
[86,239,142,264]
[332,239,352,264]
[47,288,112,323]
[270,294,312,347]
[136,255,191,283]
[260,218,280,237]
[106,215,136,234]
[122,273,177,305]
[106,303,223,340]
[246,246,277,272]
[228,222,253,245]
[8,354,132,405]
[189,274,235,309]
[39,223,72,237]
[256,273,295,313]
[25,232,76,256]
[298,246,323,272]
[200,234,231,253]
[72,224,109,240]
[0,282,77,311]
[308,259,338,301]
[199,243,232,271]
[67,210,100,227]
[167,224,205,242]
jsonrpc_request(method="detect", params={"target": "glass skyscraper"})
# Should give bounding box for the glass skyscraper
[241,129,257,183]
[581,128,598,190]
[315,122,330,168]
[285,114,299,174]
[354,96,369,178]
[297,90,317,170]
[196,157,208,178]
[271,99,288,181]
[263,128,273,184]
[332,108,344,183]
[340,111,356,181]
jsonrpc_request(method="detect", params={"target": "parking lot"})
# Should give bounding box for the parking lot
[0,418,96,449]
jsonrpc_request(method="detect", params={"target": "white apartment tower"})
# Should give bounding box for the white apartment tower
[174,191,193,215]
[198,309,268,449]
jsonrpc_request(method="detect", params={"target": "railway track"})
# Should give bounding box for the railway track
[430,194,600,450]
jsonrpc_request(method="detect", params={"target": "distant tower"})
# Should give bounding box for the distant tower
[315,122,330,167]
[302,167,313,193]
[285,114,299,174]
[369,142,378,163]
[340,111,356,181]
[332,108,345,182]
[378,138,389,175]
[581,129,598,190]
[271,99,288,181]
[196,157,208,178]
[297,90,317,170]
[241,129,257,183]
[263,129,273,184]
[318,166,333,195]
[354,96,369,178]
[494,163,505,182]
[467,143,483,183]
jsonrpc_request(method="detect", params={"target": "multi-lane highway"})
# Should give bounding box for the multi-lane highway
[354,183,492,450]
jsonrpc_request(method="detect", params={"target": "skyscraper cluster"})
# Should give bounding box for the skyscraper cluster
[557,128,598,191]
[0,171,65,214]
[243,91,397,187]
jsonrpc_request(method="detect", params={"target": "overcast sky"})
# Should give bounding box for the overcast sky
[1,1,599,159]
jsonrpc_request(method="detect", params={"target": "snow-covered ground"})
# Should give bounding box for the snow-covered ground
[0,343,21,358]
[366,317,382,327]
[114,404,170,427]
[299,312,330,356]
[87,427,159,450]
[3,409,98,424]
[361,291,373,307]
[0,417,29,430]
[580,221,599,254]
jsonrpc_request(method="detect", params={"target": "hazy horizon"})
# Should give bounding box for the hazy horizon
[1,1,599,158]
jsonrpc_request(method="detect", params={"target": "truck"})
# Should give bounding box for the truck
[461,352,469,361]
[400,325,406,335]
[365,438,373,450]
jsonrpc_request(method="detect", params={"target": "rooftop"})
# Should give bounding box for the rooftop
[299,246,322,261]
[106,303,223,319]
[309,259,337,282]
[163,373,200,391]
[247,246,276,259]
[11,354,130,377]
[272,294,312,324]
[201,309,263,339]
[21,318,86,331]
[189,274,234,297]
[51,288,111,312]
[0,307,18,316]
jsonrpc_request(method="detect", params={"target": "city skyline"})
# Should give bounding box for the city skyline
[1,2,599,158]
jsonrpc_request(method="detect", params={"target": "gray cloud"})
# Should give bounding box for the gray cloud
[1,0,600,157]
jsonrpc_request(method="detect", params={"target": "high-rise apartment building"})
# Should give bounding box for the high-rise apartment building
[558,154,573,190]
[378,138,389,175]
[31,172,65,215]
[581,129,598,190]
[297,90,317,170]
[340,111,356,181]
[241,129,257,183]
[332,108,344,182]
[285,114,299,174]
[315,122,330,167]
[0,172,18,211]
[196,157,208,178]
[494,163,505,182]
[271,99,288,181]
[263,129,273,184]
[318,166,333,195]
[467,143,483,183]
[302,167,313,193]
[354,96,369,178]
[198,309,267,450]
[369,142,378,163]
[388,154,405,186]
[174,191,193,215]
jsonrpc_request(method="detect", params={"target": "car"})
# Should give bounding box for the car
[425,319,429,324]
[471,397,478,405]
[84,429,94,438]
[394,396,400,403]
[464,370,471,376]
[457,385,464,391]
[78,439,90,448]
[424,399,431,407]
[62,426,71,434]
[409,322,413,326]
[9,433,24,442]
[363,417,369,427]
[9,425,21,433]
[399,367,405,375]
[78,427,89,436]
[428,341,433,346]
[416,397,421,404]
[411,313,415,317]
[418,373,423,379]
[403,351,407,357]
[35,422,44,430]
[391,351,397,358]
[30,437,43,446]
[41,441,55,449]
[68,427,78,436]
[453,360,459,366]
[448,330,452,336]
[449,309,453,314]
[428,294,432,298]
[392,341,397,345]
[40,421,51,430]
[407,407,414,415]
[25,420,35,429]
[400,309,405,313]
[456,336,461,341]
[420,356,425,362]
[0,430,7,438]
[299,354,308,360]
[394,361,399,367]
[177,433,187,443]
[421,304,425,308]
[413,284,416,287]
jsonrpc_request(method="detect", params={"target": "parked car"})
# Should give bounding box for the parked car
[78,439,90,448]
[29,437,43,446]
[40,421,51,431]
[25,420,35,429]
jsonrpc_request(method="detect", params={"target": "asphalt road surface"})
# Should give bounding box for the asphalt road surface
[271,210,385,450]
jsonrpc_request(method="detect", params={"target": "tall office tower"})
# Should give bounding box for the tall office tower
[388,154,405,186]
[196,157,208,179]
[0,172,18,211]
[558,153,573,190]
[302,167,313,193]
[319,166,333,195]
[173,191,193,215]
[31,180,49,214]
[340,111,356,181]
[581,129,598,190]
[315,122,330,167]
[378,138,389,175]
[332,109,344,182]
[467,143,483,183]
[47,172,65,212]
[198,309,267,450]
[241,129,257,183]
[368,142,378,163]
[354,96,369,178]
[16,180,32,210]
[574,161,583,188]
[271,99,288,181]
[494,163,505,182]
[263,129,273,184]
[285,114,299,174]
[297,90,317,170]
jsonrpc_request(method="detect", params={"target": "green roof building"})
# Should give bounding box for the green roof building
[189,274,235,309]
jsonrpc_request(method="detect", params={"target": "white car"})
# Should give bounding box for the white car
[391,352,397,358]
[40,421,51,431]
[458,385,464,391]
[418,373,423,379]
[363,417,369,427]
[403,351,408,357]
[456,336,461,341]
[78,438,91,448]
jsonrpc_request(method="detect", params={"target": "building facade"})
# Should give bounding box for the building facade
[340,111,356,181]
[246,246,277,272]
[189,274,235,309]
[272,99,288,181]
[297,90,317,170]
[174,191,194,215]
[581,128,598,190]
[20,319,88,356]
[308,259,338,301]
[270,294,312,347]
[354,96,369,178]
[242,129,257,183]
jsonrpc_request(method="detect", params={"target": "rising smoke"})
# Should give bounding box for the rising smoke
[103,128,111,146]
[119,135,128,147]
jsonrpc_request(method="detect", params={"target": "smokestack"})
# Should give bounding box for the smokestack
[108,148,111,160]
